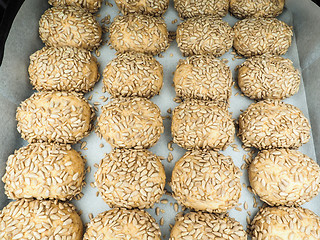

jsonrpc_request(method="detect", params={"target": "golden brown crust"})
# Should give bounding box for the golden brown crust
[233,18,292,57]
[84,208,161,240]
[171,151,241,213]
[3,143,85,201]
[48,0,103,13]
[39,6,102,50]
[114,0,169,16]
[249,149,320,206]
[109,14,169,55]
[172,100,234,150]
[176,16,233,57]
[29,47,99,93]
[16,91,95,144]
[230,0,285,19]
[97,97,163,149]
[0,199,83,240]
[103,52,163,98]
[95,149,166,209]
[238,100,311,149]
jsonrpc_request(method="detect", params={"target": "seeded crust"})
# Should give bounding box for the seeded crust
[174,0,229,19]
[114,0,169,16]
[83,208,161,240]
[95,149,166,209]
[171,151,241,213]
[2,143,85,201]
[238,100,311,149]
[16,91,95,144]
[97,97,163,149]
[103,52,163,98]
[233,18,293,57]
[230,0,285,19]
[0,199,83,240]
[238,54,301,100]
[48,0,103,13]
[170,212,247,240]
[250,206,320,240]
[29,47,99,93]
[172,100,234,150]
[39,6,102,50]
[174,55,232,102]
[249,149,320,207]
[109,14,169,56]
[176,16,233,57]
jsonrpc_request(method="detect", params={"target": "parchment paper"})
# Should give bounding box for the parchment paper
[0,0,319,239]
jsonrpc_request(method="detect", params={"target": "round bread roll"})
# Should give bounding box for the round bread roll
[103,52,163,98]
[176,16,233,57]
[39,6,102,50]
[230,0,285,19]
[0,199,83,239]
[114,0,169,16]
[171,150,241,213]
[239,100,311,149]
[109,14,169,55]
[2,143,85,201]
[84,208,161,240]
[233,18,293,57]
[250,206,320,239]
[249,149,320,207]
[97,97,163,149]
[238,54,301,100]
[170,212,247,240]
[29,46,99,93]
[174,55,232,102]
[16,91,95,144]
[95,149,166,209]
[174,0,229,19]
[48,0,103,13]
[172,100,234,150]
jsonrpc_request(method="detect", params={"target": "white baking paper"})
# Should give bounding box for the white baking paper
[0,0,320,239]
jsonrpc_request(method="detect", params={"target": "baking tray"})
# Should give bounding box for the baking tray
[0,0,320,239]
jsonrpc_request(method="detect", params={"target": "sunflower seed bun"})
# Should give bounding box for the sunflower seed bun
[176,16,233,57]
[16,91,95,144]
[233,18,293,57]
[29,47,99,93]
[114,0,169,16]
[39,6,102,50]
[109,14,169,56]
[250,206,320,240]
[48,0,103,13]
[97,97,163,149]
[95,149,166,209]
[0,199,83,240]
[170,212,247,240]
[2,143,85,201]
[237,54,300,100]
[174,0,229,19]
[230,0,285,19]
[171,150,241,213]
[83,208,161,240]
[172,100,234,150]
[103,52,163,98]
[174,55,232,102]
[238,100,311,149]
[249,149,320,207]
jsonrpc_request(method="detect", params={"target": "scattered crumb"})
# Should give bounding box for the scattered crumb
[160,199,168,204]
[160,217,164,226]
[167,152,173,162]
